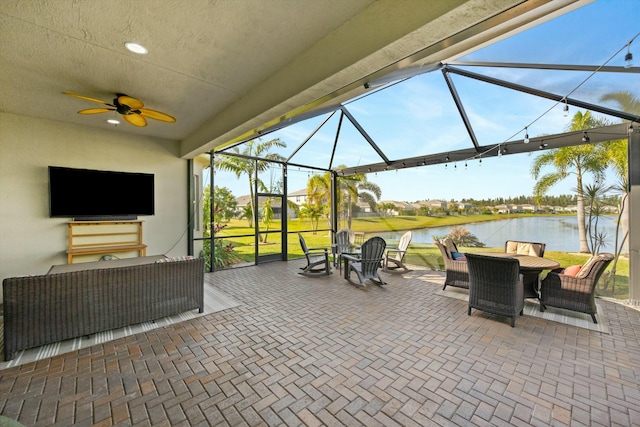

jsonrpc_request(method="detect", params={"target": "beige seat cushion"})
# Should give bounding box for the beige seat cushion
[506,241,542,257]
[442,238,457,258]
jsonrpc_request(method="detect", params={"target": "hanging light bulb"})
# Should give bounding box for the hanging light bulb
[563,100,569,117]
[582,131,590,143]
[497,145,502,158]
[625,43,633,68]
[524,127,530,144]
[479,158,482,166]
[630,122,635,133]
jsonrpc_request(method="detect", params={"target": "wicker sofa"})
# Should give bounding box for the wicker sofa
[2,256,205,360]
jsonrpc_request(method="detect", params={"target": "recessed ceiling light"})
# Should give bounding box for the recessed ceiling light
[107,119,120,125]
[125,42,148,54]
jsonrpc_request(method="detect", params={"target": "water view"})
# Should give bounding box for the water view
[377,215,620,253]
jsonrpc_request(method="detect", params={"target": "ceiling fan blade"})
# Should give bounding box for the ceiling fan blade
[78,108,115,115]
[63,91,113,106]
[117,95,144,109]
[139,108,176,123]
[123,113,147,127]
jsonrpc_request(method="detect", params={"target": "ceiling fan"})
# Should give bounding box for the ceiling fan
[63,92,176,127]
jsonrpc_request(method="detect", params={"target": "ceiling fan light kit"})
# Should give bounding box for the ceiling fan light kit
[63,91,176,127]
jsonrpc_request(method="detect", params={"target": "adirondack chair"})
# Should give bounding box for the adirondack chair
[383,231,412,272]
[332,229,352,271]
[343,236,387,287]
[298,233,331,276]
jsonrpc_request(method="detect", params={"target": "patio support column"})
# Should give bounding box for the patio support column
[331,172,338,233]
[629,129,640,306]
[187,159,194,257]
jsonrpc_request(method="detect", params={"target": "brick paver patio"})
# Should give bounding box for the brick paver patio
[1,260,639,426]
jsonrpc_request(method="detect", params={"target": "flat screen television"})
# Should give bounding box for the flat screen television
[49,166,154,220]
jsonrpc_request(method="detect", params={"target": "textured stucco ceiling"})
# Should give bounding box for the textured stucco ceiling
[0,0,585,158]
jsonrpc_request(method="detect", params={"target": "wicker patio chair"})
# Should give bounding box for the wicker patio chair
[505,240,546,257]
[539,253,614,323]
[383,231,412,273]
[298,233,331,276]
[344,236,387,287]
[466,253,524,327]
[436,241,469,290]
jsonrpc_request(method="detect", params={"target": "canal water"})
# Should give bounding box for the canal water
[376,215,620,253]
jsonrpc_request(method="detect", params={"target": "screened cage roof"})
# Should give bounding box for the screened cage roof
[217,0,639,178]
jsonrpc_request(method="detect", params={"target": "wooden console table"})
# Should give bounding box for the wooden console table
[67,220,147,264]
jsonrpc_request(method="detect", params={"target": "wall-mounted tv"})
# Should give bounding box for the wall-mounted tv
[49,166,154,220]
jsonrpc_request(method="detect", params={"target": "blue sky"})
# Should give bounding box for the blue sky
[214,0,638,203]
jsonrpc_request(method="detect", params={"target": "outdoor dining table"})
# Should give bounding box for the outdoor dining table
[475,252,560,299]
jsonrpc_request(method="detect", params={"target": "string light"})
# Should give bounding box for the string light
[625,42,633,68]
[563,99,569,117]
[582,131,590,143]
[524,127,530,144]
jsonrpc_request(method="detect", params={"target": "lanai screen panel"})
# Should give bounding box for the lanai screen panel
[345,71,473,160]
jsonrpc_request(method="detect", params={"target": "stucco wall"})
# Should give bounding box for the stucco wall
[0,113,189,302]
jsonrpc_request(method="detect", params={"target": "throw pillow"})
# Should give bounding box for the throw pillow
[528,244,543,257]
[576,256,599,279]
[563,265,582,277]
[451,252,466,260]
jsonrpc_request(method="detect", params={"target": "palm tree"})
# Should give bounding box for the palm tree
[306,171,332,228]
[596,91,637,291]
[531,111,608,253]
[599,91,640,115]
[214,138,286,229]
[305,169,382,230]
[599,90,637,255]
[339,173,381,230]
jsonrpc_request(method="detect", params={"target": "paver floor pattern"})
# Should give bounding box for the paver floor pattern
[0,260,639,426]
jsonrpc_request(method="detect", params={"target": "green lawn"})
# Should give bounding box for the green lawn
[212,214,630,300]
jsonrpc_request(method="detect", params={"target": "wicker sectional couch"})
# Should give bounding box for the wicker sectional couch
[2,255,205,360]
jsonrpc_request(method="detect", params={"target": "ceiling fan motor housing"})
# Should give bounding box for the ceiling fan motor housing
[115,104,133,115]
